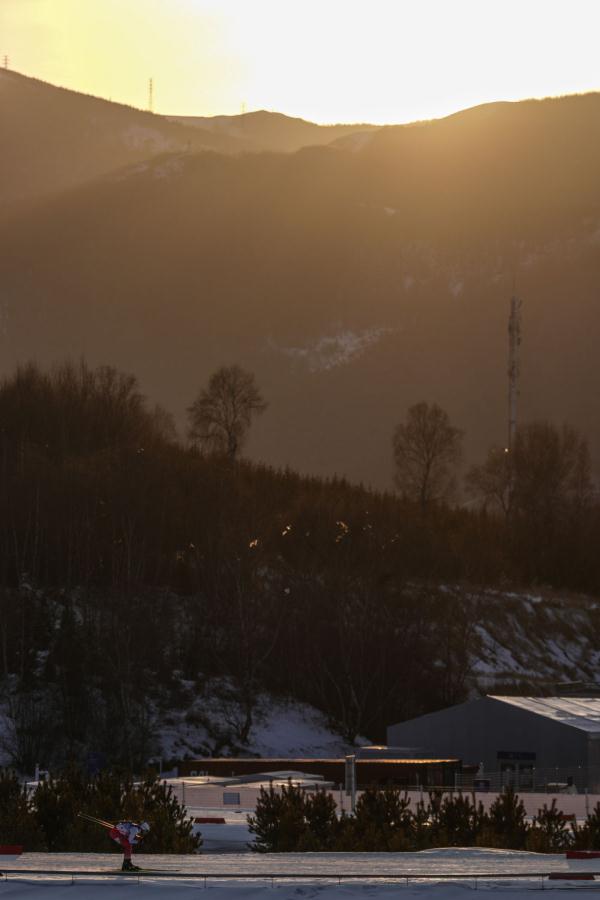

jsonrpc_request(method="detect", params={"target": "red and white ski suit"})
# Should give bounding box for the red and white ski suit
[109,822,143,861]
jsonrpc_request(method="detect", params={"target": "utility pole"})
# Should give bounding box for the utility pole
[507,294,522,453]
[3,55,9,70]
[344,754,356,812]
[148,77,154,113]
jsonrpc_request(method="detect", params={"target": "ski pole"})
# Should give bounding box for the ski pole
[77,812,115,829]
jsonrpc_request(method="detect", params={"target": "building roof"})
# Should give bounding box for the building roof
[490,695,600,733]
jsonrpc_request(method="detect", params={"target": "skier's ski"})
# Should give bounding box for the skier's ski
[114,869,179,875]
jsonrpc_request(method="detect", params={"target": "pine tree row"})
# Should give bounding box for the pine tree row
[249,784,600,852]
[0,768,201,852]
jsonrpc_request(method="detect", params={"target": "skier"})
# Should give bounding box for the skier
[108,820,150,871]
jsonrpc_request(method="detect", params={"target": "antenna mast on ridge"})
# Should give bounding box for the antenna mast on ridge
[507,293,522,453]
[3,55,9,70]
[148,78,154,113]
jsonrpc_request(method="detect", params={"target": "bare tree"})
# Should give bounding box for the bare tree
[187,365,267,460]
[465,447,512,516]
[511,421,592,518]
[392,402,463,510]
[467,422,592,519]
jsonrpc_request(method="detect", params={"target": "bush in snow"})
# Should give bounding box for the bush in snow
[572,802,600,850]
[427,790,484,848]
[477,788,529,849]
[119,773,201,854]
[526,800,573,852]
[248,782,341,852]
[0,769,45,850]
[31,768,201,853]
[298,789,339,851]
[249,784,581,853]
[349,786,414,851]
[248,782,307,852]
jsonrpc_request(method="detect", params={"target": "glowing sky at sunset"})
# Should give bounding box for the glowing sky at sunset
[1,0,599,124]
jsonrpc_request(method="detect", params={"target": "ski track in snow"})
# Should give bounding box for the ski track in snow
[2,846,584,874]
[3,849,598,898]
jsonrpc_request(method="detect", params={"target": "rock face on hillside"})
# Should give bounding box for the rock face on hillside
[2,78,600,487]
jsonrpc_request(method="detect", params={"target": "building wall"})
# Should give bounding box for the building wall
[586,735,600,791]
[177,757,460,787]
[387,697,589,778]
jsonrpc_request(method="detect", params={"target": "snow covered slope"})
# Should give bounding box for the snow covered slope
[157,687,363,761]
[464,588,600,693]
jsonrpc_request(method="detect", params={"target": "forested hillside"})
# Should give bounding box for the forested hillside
[0,70,248,216]
[1,361,599,773]
[2,81,600,486]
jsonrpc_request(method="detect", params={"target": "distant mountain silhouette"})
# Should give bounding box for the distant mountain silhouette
[167,109,380,153]
[1,83,600,487]
[0,69,243,214]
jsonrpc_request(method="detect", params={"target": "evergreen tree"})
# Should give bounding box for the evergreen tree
[481,788,529,849]
[573,802,600,850]
[0,769,45,850]
[527,800,573,852]
[352,786,413,850]
[32,769,200,852]
[247,783,307,852]
[300,789,339,850]
[428,791,481,846]
[122,774,201,853]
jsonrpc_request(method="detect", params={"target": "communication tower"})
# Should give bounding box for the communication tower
[148,77,154,113]
[507,294,522,452]
[3,55,9,70]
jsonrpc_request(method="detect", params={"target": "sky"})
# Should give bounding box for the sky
[1,0,599,124]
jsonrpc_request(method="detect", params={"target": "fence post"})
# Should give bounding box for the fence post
[585,787,589,817]
[345,755,356,813]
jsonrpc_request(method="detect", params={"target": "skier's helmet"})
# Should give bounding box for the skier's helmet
[140,821,150,833]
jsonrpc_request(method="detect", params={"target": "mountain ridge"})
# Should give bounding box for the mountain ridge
[2,80,600,486]
[167,108,381,152]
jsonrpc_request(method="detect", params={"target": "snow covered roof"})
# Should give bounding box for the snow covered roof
[165,771,334,788]
[490,696,600,733]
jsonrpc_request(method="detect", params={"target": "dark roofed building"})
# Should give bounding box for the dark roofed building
[388,695,600,791]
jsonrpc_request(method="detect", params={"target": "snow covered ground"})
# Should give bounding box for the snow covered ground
[4,881,600,900]
[2,847,596,875]
[2,849,600,898]
[0,848,598,900]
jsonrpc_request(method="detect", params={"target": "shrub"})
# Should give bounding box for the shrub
[32,768,200,852]
[0,769,46,850]
[527,800,573,852]
[428,791,482,847]
[479,788,529,849]
[351,787,414,851]
[248,783,307,852]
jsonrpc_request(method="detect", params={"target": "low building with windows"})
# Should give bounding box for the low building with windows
[177,755,463,789]
[387,695,600,792]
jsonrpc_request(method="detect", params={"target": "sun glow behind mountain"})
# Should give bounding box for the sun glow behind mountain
[1,0,599,123]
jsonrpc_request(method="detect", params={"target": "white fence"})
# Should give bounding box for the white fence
[168,781,600,820]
